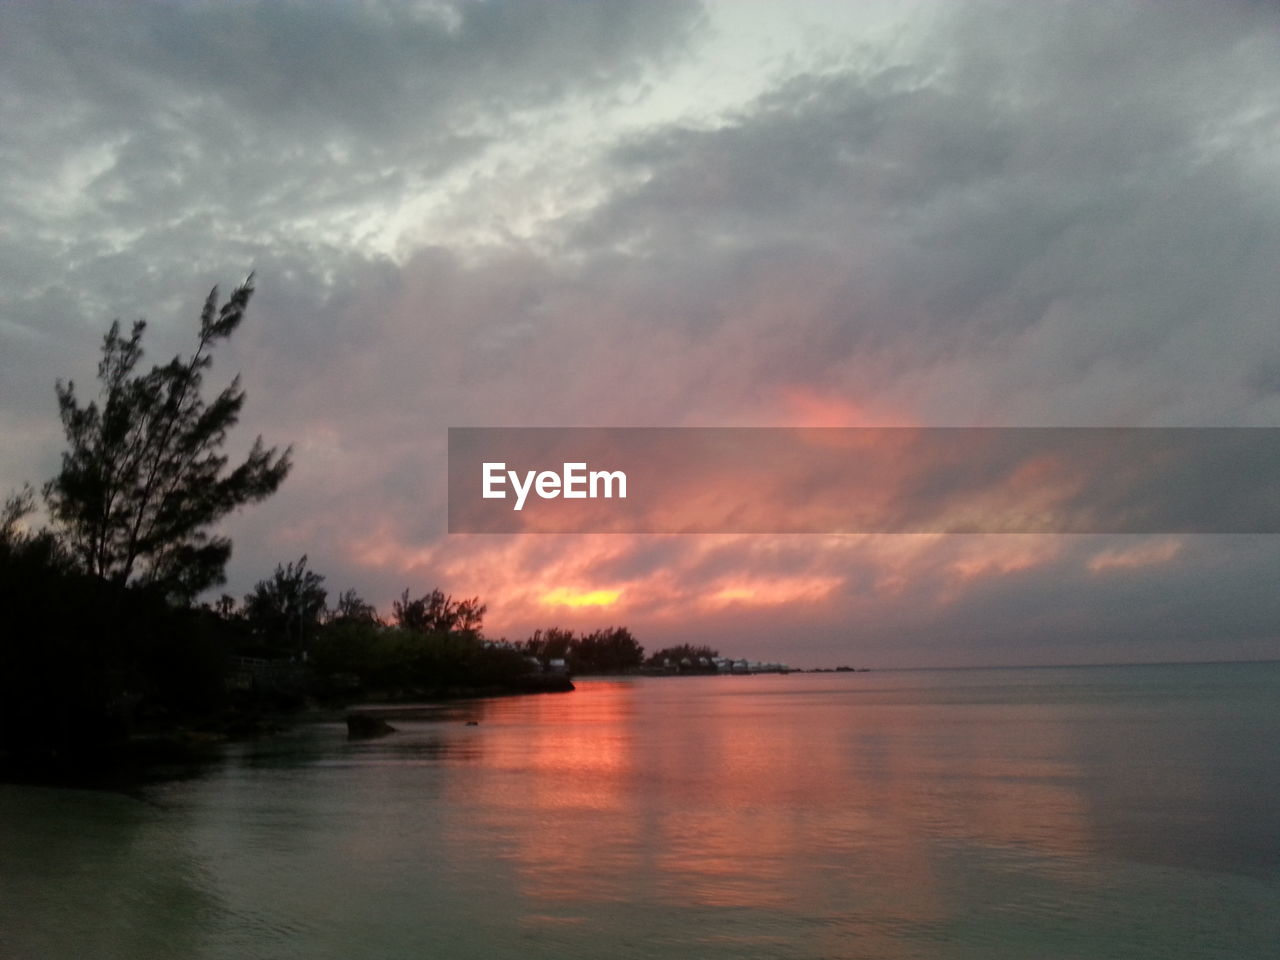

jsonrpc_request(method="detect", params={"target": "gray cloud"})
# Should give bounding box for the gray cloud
[0,0,703,341]
[2,1,1277,664]
[567,0,1280,424]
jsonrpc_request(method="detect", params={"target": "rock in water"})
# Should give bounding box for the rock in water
[347,713,396,738]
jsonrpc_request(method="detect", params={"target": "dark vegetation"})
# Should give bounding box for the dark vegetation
[644,644,721,672]
[0,278,637,779]
[515,626,645,674]
[0,277,764,781]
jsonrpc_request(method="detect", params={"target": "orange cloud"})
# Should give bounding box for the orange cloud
[1087,538,1183,572]
[947,537,1061,583]
[704,576,841,609]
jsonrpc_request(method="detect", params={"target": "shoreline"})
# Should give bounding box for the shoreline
[0,675,576,789]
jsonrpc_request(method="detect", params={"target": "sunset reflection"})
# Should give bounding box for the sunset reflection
[445,676,1106,925]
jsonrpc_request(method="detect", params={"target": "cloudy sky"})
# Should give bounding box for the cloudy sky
[2,0,1278,667]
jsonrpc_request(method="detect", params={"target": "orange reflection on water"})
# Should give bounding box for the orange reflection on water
[452,683,645,904]
[449,676,1104,929]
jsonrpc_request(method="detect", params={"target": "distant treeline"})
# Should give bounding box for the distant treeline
[0,279,551,772]
[2,495,740,772]
[0,277,751,776]
[514,626,639,673]
[0,512,625,768]
[510,630,726,675]
[1,501,731,770]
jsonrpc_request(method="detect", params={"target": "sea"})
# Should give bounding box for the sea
[2,662,1278,959]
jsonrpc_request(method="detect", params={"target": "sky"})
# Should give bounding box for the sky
[2,0,1278,668]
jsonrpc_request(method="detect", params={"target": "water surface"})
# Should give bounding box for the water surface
[3,663,1278,958]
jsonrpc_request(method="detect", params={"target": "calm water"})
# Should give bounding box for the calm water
[3,663,1279,959]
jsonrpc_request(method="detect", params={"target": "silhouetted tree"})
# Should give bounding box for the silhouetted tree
[2,484,235,761]
[44,276,291,601]
[521,626,575,662]
[329,588,381,625]
[1,484,71,581]
[243,555,327,654]
[212,593,238,620]
[393,588,486,637]
[571,627,644,673]
[1,484,36,547]
[1,484,67,576]
[516,626,644,673]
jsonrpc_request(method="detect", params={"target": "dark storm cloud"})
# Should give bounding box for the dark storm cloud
[567,0,1280,424]
[2,0,702,159]
[0,0,703,317]
[0,0,704,450]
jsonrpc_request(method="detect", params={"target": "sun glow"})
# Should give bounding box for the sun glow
[541,587,621,608]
